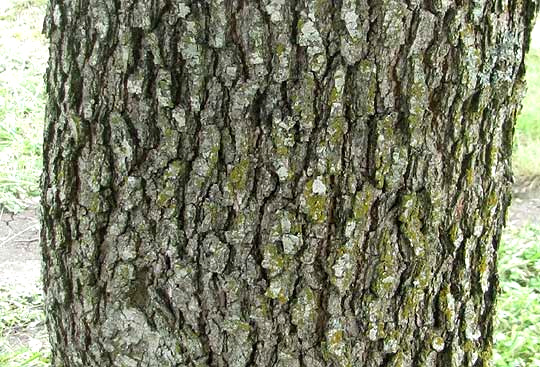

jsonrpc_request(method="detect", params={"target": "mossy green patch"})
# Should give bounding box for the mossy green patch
[329,86,339,105]
[303,178,328,223]
[262,243,288,277]
[329,116,346,145]
[276,43,286,56]
[352,183,377,229]
[228,159,250,192]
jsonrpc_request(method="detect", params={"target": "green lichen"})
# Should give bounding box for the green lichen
[356,60,377,114]
[255,295,270,318]
[86,192,99,214]
[352,182,377,229]
[329,116,346,145]
[326,322,352,366]
[466,166,475,186]
[209,145,220,167]
[272,133,290,156]
[407,61,428,140]
[463,340,474,353]
[399,288,422,322]
[453,141,464,161]
[228,159,250,192]
[262,243,286,276]
[479,344,493,367]
[484,191,498,211]
[329,86,339,105]
[305,192,326,222]
[321,341,331,362]
[373,115,397,189]
[414,259,432,289]
[303,178,328,223]
[157,69,173,107]
[276,43,286,56]
[115,263,134,284]
[164,160,186,180]
[157,187,176,208]
[487,141,499,174]
[297,18,305,32]
[279,211,302,235]
[398,192,426,256]
[449,223,462,245]
[331,248,356,293]
[329,329,343,344]
[478,257,488,274]
[371,270,397,298]
[291,287,318,334]
[387,350,412,367]
[223,319,251,342]
[431,336,445,352]
[262,227,296,303]
[370,229,403,298]
[438,284,456,330]
[382,330,400,354]
[265,277,289,303]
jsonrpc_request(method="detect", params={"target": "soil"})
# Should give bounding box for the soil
[0,204,41,291]
[509,191,540,227]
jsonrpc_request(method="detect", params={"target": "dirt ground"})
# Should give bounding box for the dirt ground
[509,190,540,227]
[0,190,539,293]
[0,204,41,292]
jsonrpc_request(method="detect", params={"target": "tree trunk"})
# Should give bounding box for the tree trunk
[41,1,537,366]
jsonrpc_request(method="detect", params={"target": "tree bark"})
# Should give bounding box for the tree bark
[41,0,537,366]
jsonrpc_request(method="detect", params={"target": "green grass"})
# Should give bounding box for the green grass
[494,224,540,367]
[514,47,540,180]
[0,0,47,213]
[0,286,49,367]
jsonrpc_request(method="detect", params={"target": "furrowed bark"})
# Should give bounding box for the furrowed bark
[41,0,537,366]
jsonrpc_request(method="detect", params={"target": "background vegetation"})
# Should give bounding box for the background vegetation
[0,0,538,366]
[514,46,540,183]
[0,0,46,213]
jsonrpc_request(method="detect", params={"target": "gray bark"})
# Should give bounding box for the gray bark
[41,0,537,366]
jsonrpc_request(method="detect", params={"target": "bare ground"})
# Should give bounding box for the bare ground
[0,205,40,291]
[509,189,540,227]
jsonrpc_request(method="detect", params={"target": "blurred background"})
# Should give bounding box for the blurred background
[0,1,538,366]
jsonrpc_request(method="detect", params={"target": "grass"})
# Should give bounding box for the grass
[0,0,538,365]
[494,224,540,367]
[0,285,49,366]
[0,0,47,213]
[514,47,540,181]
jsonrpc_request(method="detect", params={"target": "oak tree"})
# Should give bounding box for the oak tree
[41,0,537,366]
